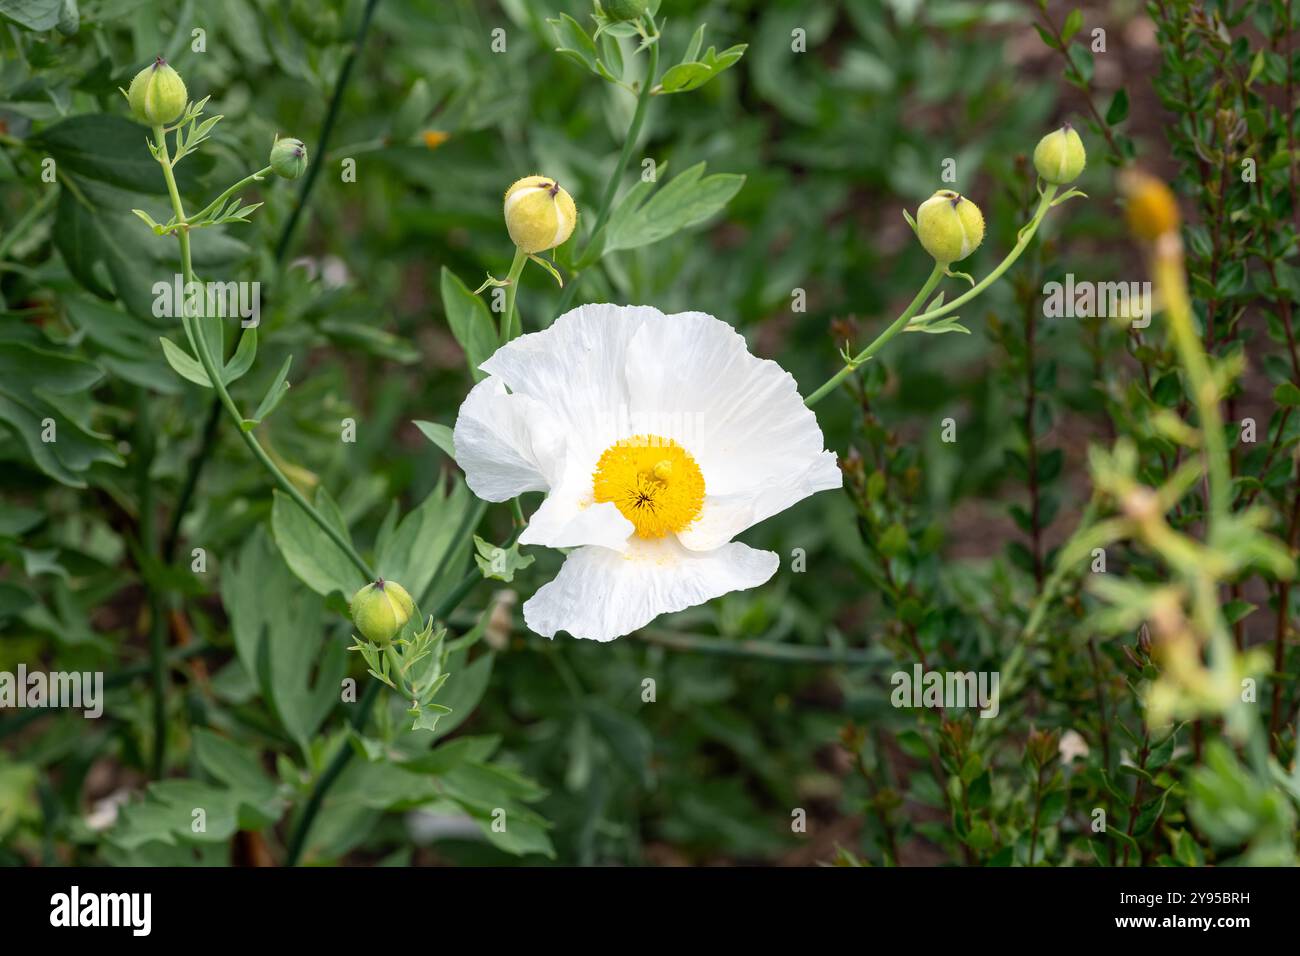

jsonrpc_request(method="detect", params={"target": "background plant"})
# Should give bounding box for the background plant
[0,0,1297,867]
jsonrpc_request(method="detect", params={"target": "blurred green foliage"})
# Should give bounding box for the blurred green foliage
[0,0,1298,867]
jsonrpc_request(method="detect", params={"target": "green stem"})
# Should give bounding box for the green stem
[273,0,382,263]
[500,246,528,344]
[284,538,493,867]
[554,37,659,316]
[133,391,168,778]
[636,628,878,664]
[804,262,945,407]
[152,125,374,582]
[188,165,274,224]
[804,185,1061,407]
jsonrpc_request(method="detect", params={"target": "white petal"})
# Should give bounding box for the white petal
[480,303,663,466]
[523,536,778,642]
[452,377,564,501]
[519,462,633,551]
[624,309,842,541]
[677,451,842,551]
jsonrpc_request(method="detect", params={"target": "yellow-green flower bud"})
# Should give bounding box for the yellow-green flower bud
[1033,124,1087,185]
[603,0,649,20]
[1119,169,1180,242]
[504,175,578,254]
[350,579,416,645]
[126,56,188,126]
[270,136,308,180]
[915,189,985,265]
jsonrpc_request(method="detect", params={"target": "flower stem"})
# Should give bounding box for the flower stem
[553,37,660,316]
[804,185,1061,407]
[188,165,274,224]
[152,126,374,582]
[500,245,528,344]
[804,262,945,407]
[284,511,494,867]
[272,0,382,263]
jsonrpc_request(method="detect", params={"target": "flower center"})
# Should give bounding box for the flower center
[592,434,705,538]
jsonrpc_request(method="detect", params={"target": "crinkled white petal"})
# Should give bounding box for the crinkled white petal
[480,303,664,467]
[452,377,564,501]
[518,462,634,552]
[622,309,842,542]
[523,536,778,642]
[677,450,842,551]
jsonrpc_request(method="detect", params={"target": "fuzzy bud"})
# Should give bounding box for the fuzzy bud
[270,136,308,180]
[915,189,985,265]
[1033,124,1087,185]
[1120,170,1181,242]
[126,56,188,126]
[504,175,578,254]
[603,0,649,20]
[350,579,416,645]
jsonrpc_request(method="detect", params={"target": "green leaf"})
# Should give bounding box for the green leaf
[244,354,293,430]
[549,13,599,74]
[413,420,456,461]
[1273,382,1300,406]
[373,479,473,602]
[221,529,347,748]
[222,327,257,384]
[1105,88,1129,125]
[1061,9,1083,43]
[440,267,497,380]
[270,488,367,600]
[473,535,534,583]
[159,336,213,387]
[191,729,283,827]
[54,182,161,318]
[427,650,494,740]
[658,44,747,94]
[34,114,210,193]
[0,340,123,487]
[604,162,745,254]
[0,0,63,31]
[318,319,420,364]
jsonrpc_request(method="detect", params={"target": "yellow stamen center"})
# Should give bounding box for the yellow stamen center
[593,434,705,538]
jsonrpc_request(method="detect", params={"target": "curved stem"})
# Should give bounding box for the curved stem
[152,126,374,582]
[189,165,274,223]
[804,185,1061,407]
[554,38,659,316]
[500,246,528,344]
[804,262,944,407]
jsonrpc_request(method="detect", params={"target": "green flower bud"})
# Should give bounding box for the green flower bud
[1033,124,1087,185]
[57,0,79,37]
[270,137,309,180]
[504,175,578,254]
[126,56,188,126]
[603,0,649,20]
[915,189,985,265]
[350,579,416,645]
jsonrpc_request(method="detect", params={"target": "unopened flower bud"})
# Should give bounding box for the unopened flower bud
[504,175,578,254]
[1033,124,1087,185]
[915,190,985,265]
[126,56,188,126]
[350,578,416,645]
[603,0,649,20]
[1119,170,1181,242]
[270,136,308,180]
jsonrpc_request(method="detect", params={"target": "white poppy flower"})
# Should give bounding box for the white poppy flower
[452,304,842,642]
